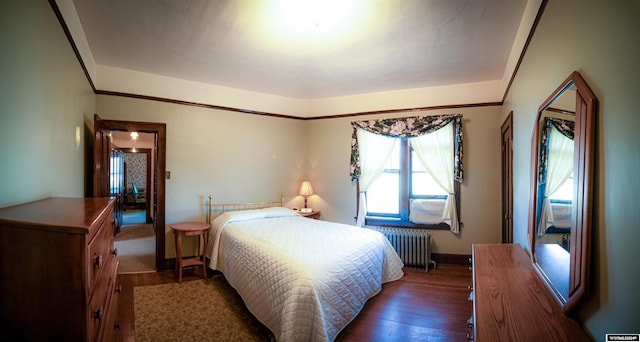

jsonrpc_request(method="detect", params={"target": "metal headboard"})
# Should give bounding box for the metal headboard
[207,193,286,224]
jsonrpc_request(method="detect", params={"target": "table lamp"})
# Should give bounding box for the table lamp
[299,181,314,213]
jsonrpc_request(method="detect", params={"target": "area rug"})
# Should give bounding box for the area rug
[115,223,155,273]
[134,275,273,342]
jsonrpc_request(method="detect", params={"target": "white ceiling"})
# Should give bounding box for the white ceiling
[72,0,530,99]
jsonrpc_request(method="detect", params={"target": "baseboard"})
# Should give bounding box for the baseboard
[432,253,472,266]
[159,258,173,271]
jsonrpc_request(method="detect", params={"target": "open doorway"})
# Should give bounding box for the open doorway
[93,115,167,271]
[110,132,153,225]
[112,134,154,273]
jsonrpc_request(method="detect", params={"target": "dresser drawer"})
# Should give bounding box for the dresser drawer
[88,210,115,292]
[89,260,118,342]
[100,263,121,342]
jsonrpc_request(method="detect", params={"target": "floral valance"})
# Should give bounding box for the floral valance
[350,114,463,182]
[538,117,575,183]
[547,117,574,140]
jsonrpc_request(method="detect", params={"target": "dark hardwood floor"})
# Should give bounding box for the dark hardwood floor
[118,265,473,342]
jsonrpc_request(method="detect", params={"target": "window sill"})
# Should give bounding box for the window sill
[365,217,451,230]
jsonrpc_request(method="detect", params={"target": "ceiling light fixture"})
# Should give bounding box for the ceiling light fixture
[267,0,367,37]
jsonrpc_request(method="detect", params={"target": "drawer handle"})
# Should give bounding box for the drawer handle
[466,333,474,341]
[468,266,473,271]
[112,248,118,257]
[94,306,103,320]
[115,321,121,330]
[94,254,103,268]
[116,284,122,293]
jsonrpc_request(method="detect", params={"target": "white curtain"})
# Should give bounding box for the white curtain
[537,126,574,235]
[356,128,398,226]
[409,123,459,233]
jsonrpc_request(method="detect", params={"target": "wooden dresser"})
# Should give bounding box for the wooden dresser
[470,244,588,341]
[0,197,121,341]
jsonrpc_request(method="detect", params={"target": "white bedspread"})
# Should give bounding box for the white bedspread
[206,207,404,342]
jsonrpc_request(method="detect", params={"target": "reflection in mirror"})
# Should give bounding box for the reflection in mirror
[529,71,597,313]
[534,88,575,302]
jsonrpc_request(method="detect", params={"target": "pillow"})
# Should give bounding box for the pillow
[212,206,299,227]
[259,206,299,218]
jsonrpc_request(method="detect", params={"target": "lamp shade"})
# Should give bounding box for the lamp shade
[299,181,314,197]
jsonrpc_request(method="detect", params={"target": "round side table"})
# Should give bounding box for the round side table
[170,222,210,283]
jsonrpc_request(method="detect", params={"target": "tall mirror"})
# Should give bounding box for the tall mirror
[529,71,596,313]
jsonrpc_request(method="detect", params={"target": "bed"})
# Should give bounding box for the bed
[205,195,404,342]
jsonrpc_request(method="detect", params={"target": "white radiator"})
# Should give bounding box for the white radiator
[366,226,436,272]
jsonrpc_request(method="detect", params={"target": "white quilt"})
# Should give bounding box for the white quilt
[206,207,404,342]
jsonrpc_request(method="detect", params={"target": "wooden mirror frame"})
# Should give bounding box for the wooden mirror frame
[528,71,597,313]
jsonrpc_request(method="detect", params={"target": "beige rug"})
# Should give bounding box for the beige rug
[115,223,155,273]
[134,275,273,342]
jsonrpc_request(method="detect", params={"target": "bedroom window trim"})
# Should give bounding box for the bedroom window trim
[350,114,463,233]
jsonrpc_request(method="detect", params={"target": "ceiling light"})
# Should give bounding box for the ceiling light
[267,0,368,37]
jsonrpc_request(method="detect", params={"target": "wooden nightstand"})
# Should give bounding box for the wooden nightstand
[170,222,210,283]
[299,211,321,220]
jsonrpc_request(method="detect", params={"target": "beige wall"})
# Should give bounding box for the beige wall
[0,0,95,208]
[96,95,307,257]
[306,106,504,255]
[502,0,640,338]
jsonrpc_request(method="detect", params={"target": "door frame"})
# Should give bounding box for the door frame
[501,112,514,243]
[94,114,168,270]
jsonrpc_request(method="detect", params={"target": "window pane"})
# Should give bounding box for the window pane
[388,141,400,169]
[366,142,400,215]
[411,151,447,196]
[412,172,447,196]
[367,171,399,214]
[549,177,573,201]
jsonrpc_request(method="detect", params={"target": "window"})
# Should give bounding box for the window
[547,125,574,204]
[350,114,463,233]
[536,119,574,235]
[365,139,458,229]
[549,176,573,202]
[365,143,400,214]
[411,148,449,197]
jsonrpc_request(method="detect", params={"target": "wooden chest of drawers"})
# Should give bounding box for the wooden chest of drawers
[469,244,588,341]
[0,197,121,341]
